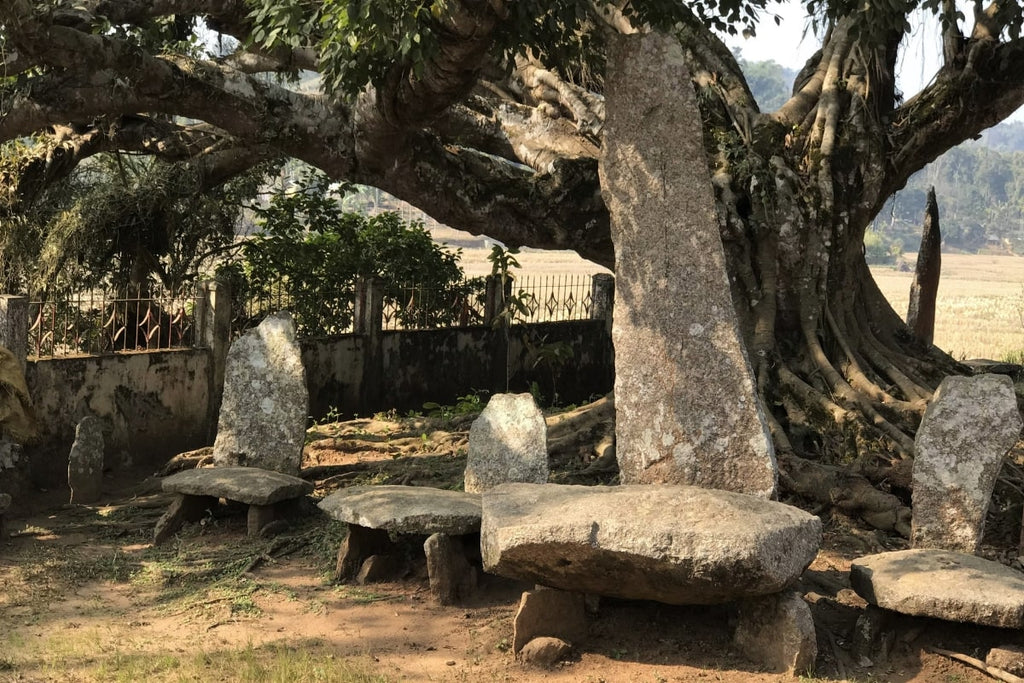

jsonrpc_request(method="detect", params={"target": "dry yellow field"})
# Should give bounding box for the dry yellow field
[454,237,1024,361]
[871,253,1024,361]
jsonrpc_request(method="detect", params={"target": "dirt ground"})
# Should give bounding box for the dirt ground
[1,413,1020,682]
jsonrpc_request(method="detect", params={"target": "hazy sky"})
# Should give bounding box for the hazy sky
[724,0,1024,123]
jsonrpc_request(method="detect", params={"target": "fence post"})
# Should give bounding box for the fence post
[355,277,385,412]
[590,274,615,333]
[482,275,512,394]
[0,295,29,372]
[199,280,232,434]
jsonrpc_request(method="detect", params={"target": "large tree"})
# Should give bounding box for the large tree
[3,0,1023,528]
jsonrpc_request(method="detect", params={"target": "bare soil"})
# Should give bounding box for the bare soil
[0,413,1018,682]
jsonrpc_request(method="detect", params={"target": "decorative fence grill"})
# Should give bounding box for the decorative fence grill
[381,282,486,331]
[511,274,595,324]
[239,274,603,336]
[23,273,609,356]
[28,284,198,358]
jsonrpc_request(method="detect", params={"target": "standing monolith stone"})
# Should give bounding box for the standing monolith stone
[599,31,776,498]
[911,373,1022,553]
[68,416,104,503]
[464,393,548,493]
[213,312,307,475]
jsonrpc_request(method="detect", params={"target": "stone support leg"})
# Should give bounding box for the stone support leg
[247,504,276,536]
[513,587,588,654]
[335,524,393,581]
[424,532,477,605]
[153,494,217,545]
[733,591,816,675]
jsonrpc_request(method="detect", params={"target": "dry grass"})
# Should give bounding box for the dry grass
[453,242,1024,361]
[872,253,1024,361]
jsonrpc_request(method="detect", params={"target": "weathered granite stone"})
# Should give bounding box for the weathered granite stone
[986,645,1024,676]
[519,637,572,668]
[213,312,307,474]
[600,31,776,498]
[355,554,403,584]
[162,466,312,506]
[153,493,217,545]
[319,485,481,535]
[734,591,816,675]
[335,525,393,581]
[67,416,104,504]
[481,484,821,604]
[851,549,1024,627]
[513,587,588,654]
[424,532,477,605]
[464,394,548,493]
[912,374,1022,553]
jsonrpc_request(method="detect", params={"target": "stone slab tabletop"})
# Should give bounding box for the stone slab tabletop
[851,549,1024,628]
[161,466,313,506]
[481,483,822,605]
[318,485,482,535]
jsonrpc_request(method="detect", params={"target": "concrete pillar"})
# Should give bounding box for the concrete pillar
[356,277,385,411]
[0,295,29,372]
[590,274,615,333]
[199,280,232,434]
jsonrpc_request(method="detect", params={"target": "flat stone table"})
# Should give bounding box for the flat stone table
[481,482,822,675]
[318,485,482,604]
[155,466,313,544]
[851,549,1024,628]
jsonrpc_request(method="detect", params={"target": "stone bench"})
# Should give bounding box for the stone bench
[482,483,823,674]
[852,549,1024,629]
[318,485,482,604]
[154,466,313,544]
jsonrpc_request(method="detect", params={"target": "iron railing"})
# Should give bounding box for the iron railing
[28,284,198,358]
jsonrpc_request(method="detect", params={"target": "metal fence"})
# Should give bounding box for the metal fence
[24,273,606,356]
[28,284,199,358]
[511,274,595,323]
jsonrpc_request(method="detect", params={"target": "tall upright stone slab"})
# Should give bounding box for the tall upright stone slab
[68,416,104,504]
[912,374,1022,553]
[599,31,776,498]
[213,312,308,475]
[464,393,548,493]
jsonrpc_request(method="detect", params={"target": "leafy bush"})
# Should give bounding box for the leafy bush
[231,172,481,335]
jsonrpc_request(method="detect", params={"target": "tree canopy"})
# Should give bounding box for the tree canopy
[4,0,1024,531]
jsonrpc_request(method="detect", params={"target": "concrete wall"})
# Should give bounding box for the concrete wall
[301,335,365,419]
[302,320,614,419]
[25,350,211,485]
[3,276,615,494]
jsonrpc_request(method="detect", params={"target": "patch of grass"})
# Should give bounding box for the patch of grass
[189,642,390,683]
[7,633,388,683]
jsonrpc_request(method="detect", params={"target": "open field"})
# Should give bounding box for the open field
[871,253,1024,361]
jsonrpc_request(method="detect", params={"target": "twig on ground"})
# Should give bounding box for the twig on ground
[927,646,1024,683]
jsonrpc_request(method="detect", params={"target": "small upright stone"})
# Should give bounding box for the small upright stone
[513,588,588,653]
[600,31,776,498]
[464,394,548,493]
[68,416,104,504]
[213,312,308,475]
[733,591,816,675]
[912,374,1022,553]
